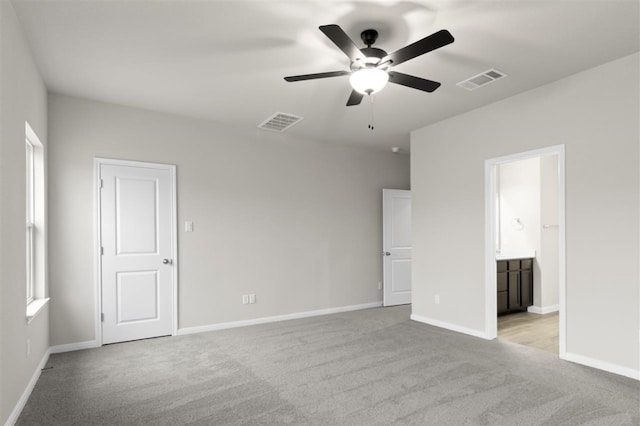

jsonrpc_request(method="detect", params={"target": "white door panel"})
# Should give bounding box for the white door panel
[115,177,159,255]
[390,196,412,247]
[100,162,175,344]
[383,189,412,306]
[116,270,159,323]
[391,259,412,293]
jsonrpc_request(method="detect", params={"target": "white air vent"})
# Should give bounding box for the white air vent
[457,69,507,91]
[258,112,303,132]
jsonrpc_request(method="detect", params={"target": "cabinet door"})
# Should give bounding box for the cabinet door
[521,269,533,307]
[508,271,520,309]
[497,291,508,314]
[497,272,508,292]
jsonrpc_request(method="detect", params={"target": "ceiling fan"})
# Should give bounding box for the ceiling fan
[284,25,454,106]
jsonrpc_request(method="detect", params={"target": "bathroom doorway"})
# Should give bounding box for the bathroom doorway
[484,145,566,356]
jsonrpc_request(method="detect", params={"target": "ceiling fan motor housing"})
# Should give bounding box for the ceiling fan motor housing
[356,29,388,69]
[352,46,388,72]
[361,47,387,60]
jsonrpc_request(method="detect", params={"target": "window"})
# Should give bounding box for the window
[25,122,48,322]
[26,139,35,304]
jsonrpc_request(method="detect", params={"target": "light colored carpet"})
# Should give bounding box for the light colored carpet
[17,306,640,425]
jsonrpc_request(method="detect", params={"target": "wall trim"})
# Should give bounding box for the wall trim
[410,314,490,340]
[178,302,383,336]
[527,304,560,314]
[5,348,50,426]
[562,352,640,381]
[50,340,100,354]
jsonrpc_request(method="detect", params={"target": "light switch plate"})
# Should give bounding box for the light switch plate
[185,221,193,232]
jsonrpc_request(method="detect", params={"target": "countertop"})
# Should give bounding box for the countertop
[496,249,535,260]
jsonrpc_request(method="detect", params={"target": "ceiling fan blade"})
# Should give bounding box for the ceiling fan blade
[346,90,364,106]
[284,70,350,82]
[388,71,441,92]
[319,25,366,61]
[381,29,454,66]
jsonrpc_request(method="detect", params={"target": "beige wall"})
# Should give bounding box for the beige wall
[411,53,639,374]
[0,1,49,424]
[47,93,410,346]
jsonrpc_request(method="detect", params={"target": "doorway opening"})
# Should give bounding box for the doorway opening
[484,145,566,357]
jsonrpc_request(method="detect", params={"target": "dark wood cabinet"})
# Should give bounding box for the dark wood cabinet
[497,258,533,315]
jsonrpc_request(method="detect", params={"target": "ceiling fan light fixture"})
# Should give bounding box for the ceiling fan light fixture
[349,68,389,95]
[284,25,454,106]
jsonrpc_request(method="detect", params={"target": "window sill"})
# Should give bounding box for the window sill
[26,298,50,324]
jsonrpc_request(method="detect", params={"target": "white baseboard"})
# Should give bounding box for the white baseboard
[527,304,559,314]
[410,314,490,340]
[178,301,383,336]
[561,351,640,381]
[5,348,50,426]
[50,339,100,354]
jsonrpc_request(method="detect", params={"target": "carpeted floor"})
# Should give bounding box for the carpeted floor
[17,306,640,425]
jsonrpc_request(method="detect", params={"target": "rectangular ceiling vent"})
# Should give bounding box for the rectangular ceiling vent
[457,69,507,91]
[258,112,304,132]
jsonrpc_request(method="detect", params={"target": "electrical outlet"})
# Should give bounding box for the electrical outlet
[242,294,249,305]
[249,294,256,304]
[185,221,194,232]
[378,282,382,290]
[434,295,440,305]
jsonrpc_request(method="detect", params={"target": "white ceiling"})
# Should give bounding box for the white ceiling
[12,0,640,152]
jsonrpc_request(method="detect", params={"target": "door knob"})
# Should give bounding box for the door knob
[383,252,391,256]
[162,258,172,264]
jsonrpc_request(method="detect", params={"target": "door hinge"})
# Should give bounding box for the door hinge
[100,246,104,255]
[99,179,104,189]
[101,313,104,322]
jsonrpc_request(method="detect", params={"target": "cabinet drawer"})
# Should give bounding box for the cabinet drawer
[497,272,508,292]
[521,259,532,270]
[508,260,520,270]
[497,260,507,273]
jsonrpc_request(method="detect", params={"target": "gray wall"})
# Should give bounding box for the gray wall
[411,53,639,374]
[1,1,49,423]
[48,94,410,346]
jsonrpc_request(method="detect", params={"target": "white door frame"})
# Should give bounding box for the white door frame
[94,158,178,345]
[484,145,566,357]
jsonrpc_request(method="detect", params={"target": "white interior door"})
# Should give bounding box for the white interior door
[383,189,412,306]
[99,161,175,344]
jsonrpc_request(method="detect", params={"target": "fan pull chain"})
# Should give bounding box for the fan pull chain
[368,94,375,130]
